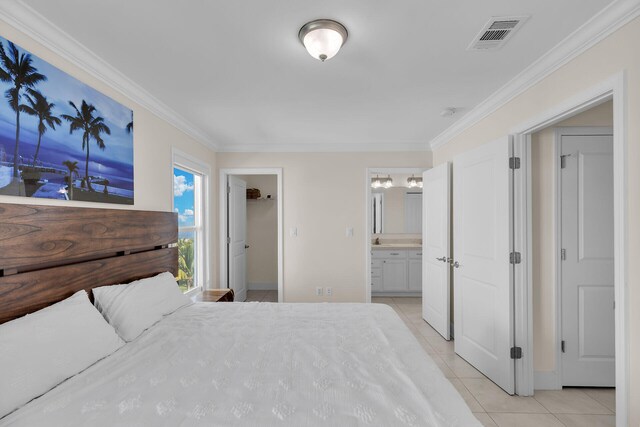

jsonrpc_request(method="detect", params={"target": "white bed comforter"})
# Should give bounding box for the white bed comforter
[2,303,481,426]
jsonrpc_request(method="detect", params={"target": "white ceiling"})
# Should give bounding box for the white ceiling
[20,0,614,151]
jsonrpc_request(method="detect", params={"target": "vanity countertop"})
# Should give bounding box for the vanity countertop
[371,243,422,249]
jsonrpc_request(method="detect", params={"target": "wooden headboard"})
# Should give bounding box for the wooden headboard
[0,203,178,324]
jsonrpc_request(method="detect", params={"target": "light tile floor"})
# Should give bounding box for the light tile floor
[246,290,278,302]
[373,296,616,427]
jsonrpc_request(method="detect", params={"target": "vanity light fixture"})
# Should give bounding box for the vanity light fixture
[407,175,423,188]
[371,175,393,189]
[298,19,348,62]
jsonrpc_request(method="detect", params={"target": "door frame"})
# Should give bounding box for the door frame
[511,72,627,424]
[364,167,427,303]
[219,168,284,302]
[554,126,614,389]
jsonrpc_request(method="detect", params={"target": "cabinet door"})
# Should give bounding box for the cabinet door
[408,259,422,291]
[371,276,383,292]
[382,259,408,291]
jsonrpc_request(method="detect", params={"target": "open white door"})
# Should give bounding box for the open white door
[228,175,247,302]
[560,131,615,386]
[453,136,515,394]
[422,162,451,340]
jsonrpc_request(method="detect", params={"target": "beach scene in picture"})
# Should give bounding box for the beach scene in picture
[0,36,133,204]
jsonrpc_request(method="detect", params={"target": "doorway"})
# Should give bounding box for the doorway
[511,74,627,423]
[365,167,426,303]
[219,168,283,303]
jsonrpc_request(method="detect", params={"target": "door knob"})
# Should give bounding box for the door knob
[436,256,447,262]
[451,261,460,268]
[245,245,250,249]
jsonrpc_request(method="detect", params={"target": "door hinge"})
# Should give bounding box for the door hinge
[510,346,523,359]
[509,157,521,170]
[561,248,566,261]
[227,185,231,194]
[560,154,573,169]
[227,236,231,244]
[510,252,521,264]
[561,340,566,353]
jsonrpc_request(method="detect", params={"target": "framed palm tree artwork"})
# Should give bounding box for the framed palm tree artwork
[0,35,134,204]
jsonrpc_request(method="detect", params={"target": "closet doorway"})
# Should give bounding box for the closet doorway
[219,168,283,302]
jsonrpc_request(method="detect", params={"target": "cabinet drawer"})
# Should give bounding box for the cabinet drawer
[409,250,423,259]
[371,259,383,269]
[372,250,408,259]
[371,267,382,278]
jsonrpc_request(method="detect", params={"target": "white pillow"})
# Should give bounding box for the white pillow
[92,272,190,342]
[0,290,124,418]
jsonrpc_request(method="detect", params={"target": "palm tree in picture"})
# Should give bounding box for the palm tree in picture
[125,111,133,134]
[22,91,61,166]
[0,41,46,179]
[62,160,79,200]
[62,100,111,191]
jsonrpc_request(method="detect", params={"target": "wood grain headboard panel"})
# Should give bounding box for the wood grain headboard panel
[0,203,179,324]
[0,203,177,274]
[0,248,177,324]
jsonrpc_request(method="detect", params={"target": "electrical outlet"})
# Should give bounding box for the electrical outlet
[326,287,332,296]
[316,287,323,296]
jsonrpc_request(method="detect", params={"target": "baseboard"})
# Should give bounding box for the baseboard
[534,371,561,390]
[247,282,277,291]
[372,292,422,297]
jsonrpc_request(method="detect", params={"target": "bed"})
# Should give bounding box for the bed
[0,203,481,426]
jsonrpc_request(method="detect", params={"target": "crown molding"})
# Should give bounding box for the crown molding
[429,0,640,150]
[0,1,218,151]
[216,141,432,153]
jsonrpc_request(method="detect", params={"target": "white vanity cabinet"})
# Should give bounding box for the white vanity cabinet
[382,259,408,291]
[371,248,422,295]
[408,249,423,291]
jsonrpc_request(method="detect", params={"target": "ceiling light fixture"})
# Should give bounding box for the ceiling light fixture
[298,19,348,62]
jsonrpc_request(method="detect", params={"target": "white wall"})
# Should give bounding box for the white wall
[0,21,218,288]
[217,152,432,302]
[432,17,639,423]
[237,174,278,289]
[531,101,613,373]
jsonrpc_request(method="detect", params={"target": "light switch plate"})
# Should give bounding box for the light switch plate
[346,227,354,237]
[290,227,298,237]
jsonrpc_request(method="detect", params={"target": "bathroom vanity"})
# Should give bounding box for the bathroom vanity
[371,245,422,296]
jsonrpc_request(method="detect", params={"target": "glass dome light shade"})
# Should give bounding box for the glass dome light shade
[299,19,348,62]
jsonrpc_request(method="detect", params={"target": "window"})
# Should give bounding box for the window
[173,153,208,294]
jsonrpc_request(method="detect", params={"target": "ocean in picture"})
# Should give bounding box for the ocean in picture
[0,35,133,204]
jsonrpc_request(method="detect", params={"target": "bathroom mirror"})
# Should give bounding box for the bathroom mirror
[371,186,422,234]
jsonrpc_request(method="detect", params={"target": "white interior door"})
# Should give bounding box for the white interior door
[560,131,615,386]
[453,136,515,394]
[422,163,451,340]
[228,176,247,302]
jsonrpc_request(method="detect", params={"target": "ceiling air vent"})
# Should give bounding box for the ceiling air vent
[468,16,529,50]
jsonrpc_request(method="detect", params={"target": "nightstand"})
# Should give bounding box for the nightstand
[195,289,235,302]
